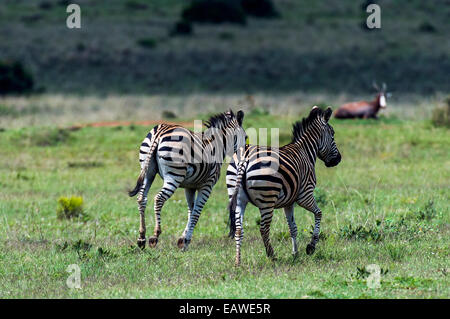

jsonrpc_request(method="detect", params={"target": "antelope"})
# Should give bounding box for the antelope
[334,82,389,119]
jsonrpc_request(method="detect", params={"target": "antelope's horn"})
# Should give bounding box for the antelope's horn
[372,81,379,91]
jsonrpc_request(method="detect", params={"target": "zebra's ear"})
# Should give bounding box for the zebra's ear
[324,107,333,122]
[237,110,244,126]
[309,106,320,120]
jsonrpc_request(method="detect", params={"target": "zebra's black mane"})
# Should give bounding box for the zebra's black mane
[204,110,235,129]
[292,107,324,142]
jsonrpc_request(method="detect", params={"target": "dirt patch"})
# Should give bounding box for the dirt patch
[68,120,194,130]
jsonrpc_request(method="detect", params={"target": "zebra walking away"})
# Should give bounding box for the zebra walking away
[129,110,246,250]
[227,106,341,266]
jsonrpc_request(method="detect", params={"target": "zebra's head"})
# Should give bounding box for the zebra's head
[205,110,246,160]
[317,107,341,167]
[228,110,246,157]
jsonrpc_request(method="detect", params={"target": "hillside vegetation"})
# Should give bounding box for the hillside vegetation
[0,0,449,94]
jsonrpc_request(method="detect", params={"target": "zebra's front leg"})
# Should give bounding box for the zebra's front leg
[298,198,322,255]
[259,207,275,259]
[149,178,181,248]
[181,188,196,239]
[178,186,212,251]
[283,205,298,258]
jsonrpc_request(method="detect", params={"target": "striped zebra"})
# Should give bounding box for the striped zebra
[227,106,341,265]
[129,110,246,251]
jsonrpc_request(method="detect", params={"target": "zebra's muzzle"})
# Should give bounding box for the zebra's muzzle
[325,153,341,167]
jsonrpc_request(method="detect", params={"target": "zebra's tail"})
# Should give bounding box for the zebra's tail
[228,159,247,238]
[128,134,159,197]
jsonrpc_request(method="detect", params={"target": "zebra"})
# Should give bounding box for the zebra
[129,110,246,251]
[226,106,341,266]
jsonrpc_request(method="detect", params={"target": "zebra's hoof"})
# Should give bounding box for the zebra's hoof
[306,244,315,255]
[148,236,158,248]
[137,238,146,249]
[177,237,185,249]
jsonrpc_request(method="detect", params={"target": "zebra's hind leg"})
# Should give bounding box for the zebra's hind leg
[234,190,248,266]
[259,207,275,260]
[298,198,322,255]
[136,169,156,249]
[283,205,298,258]
[149,178,182,248]
[178,185,213,251]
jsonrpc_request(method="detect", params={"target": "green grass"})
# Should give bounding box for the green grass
[0,112,449,298]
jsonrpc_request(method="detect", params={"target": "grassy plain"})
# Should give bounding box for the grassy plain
[0,104,448,298]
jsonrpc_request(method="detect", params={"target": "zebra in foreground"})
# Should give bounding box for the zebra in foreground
[129,110,246,250]
[227,106,341,266]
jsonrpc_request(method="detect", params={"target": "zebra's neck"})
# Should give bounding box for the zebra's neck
[201,127,229,164]
[292,125,320,165]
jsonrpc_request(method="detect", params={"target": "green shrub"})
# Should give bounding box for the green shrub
[39,1,53,10]
[182,0,246,25]
[56,196,86,220]
[339,224,383,242]
[137,38,157,49]
[415,200,436,221]
[0,104,19,117]
[57,0,70,6]
[162,110,177,119]
[0,61,34,95]
[431,102,450,128]
[418,21,437,33]
[125,0,148,10]
[218,31,234,40]
[32,128,71,147]
[170,20,193,36]
[240,0,279,18]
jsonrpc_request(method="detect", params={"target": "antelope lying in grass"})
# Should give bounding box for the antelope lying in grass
[335,82,389,119]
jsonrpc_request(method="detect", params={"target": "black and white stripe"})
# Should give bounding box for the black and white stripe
[129,110,246,250]
[227,106,341,265]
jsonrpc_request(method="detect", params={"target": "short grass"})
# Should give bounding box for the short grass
[0,111,449,298]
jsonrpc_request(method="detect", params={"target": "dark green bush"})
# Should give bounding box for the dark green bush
[418,21,437,33]
[125,0,148,10]
[240,0,279,18]
[137,38,157,49]
[339,224,383,242]
[162,110,177,119]
[431,101,450,128]
[0,61,34,95]
[32,128,71,147]
[170,20,193,36]
[415,200,436,221]
[39,1,53,10]
[218,31,234,40]
[0,104,19,117]
[182,0,246,25]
